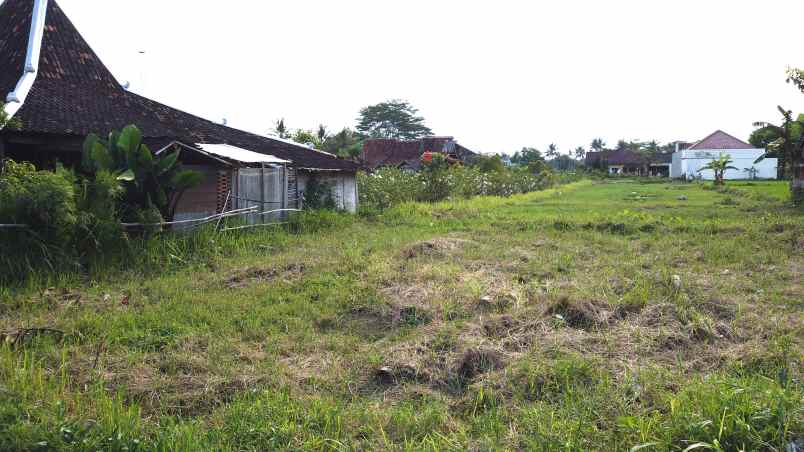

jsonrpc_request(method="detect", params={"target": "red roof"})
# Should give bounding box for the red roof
[687,130,754,150]
[360,136,477,170]
[0,0,357,171]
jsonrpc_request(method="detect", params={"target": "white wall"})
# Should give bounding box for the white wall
[670,149,777,180]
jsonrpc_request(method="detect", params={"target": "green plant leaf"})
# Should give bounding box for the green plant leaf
[116,170,135,182]
[82,134,100,172]
[118,125,142,155]
[91,142,113,171]
[157,151,180,175]
[171,170,204,190]
[683,443,713,452]
[630,443,659,452]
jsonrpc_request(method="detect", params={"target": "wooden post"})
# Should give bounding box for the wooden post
[260,163,266,225]
[281,164,288,219]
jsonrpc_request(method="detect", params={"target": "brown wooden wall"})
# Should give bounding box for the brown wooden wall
[174,165,227,220]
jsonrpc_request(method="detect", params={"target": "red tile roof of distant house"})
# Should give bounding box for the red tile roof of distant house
[0,0,357,171]
[687,130,754,150]
[361,137,477,170]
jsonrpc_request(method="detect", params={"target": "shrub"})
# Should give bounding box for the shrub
[359,161,557,211]
[0,160,77,246]
[0,161,79,274]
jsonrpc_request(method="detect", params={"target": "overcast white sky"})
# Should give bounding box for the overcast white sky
[57,0,804,155]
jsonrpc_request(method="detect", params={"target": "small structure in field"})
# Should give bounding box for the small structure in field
[360,136,478,171]
[0,0,359,216]
[670,130,777,180]
[585,150,672,177]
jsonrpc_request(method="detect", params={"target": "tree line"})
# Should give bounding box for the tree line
[270,99,433,158]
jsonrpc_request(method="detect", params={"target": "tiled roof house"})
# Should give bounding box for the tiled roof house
[360,136,478,171]
[1,0,360,214]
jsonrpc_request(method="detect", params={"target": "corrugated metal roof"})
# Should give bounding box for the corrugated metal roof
[196,143,289,164]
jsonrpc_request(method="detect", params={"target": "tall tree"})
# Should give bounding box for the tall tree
[753,107,803,199]
[317,124,328,142]
[356,100,432,140]
[590,138,606,152]
[322,128,363,158]
[546,143,559,159]
[510,147,544,166]
[574,146,586,160]
[272,118,290,139]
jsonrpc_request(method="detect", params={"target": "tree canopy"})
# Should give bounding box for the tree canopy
[510,147,545,166]
[356,100,432,140]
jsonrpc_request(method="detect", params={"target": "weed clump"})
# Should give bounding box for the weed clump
[545,296,611,329]
[402,238,472,259]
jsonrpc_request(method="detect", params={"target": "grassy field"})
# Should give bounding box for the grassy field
[1,180,802,451]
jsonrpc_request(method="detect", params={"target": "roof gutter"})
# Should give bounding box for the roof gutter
[2,0,49,121]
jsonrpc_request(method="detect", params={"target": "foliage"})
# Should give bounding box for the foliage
[302,174,337,210]
[590,138,606,152]
[472,155,506,173]
[356,100,433,140]
[271,118,290,139]
[82,125,203,222]
[0,160,77,248]
[786,66,804,93]
[697,154,737,186]
[0,102,22,130]
[321,128,363,158]
[289,129,321,148]
[546,143,559,159]
[510,147,545,166]
[748,125,784,150]
[359,159,556,211]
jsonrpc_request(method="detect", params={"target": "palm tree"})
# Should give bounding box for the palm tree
[546,143,559,160]
[698,154,738,186]
[743,167,759,180]
[574,146,586,161]
[590,138,606,152]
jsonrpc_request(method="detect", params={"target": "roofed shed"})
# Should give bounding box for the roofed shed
[0,0,359,213]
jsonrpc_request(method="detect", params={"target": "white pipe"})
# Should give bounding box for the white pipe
[3,0,49,120]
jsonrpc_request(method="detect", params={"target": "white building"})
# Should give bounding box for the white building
[671,130,778,180]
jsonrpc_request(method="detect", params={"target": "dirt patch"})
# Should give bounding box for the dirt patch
[402,238,472,259]
[544,296,613,330]
[374,363,430,386]
[225,263,306,289]
[456,348,506,382]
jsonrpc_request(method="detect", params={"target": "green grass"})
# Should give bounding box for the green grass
[1,180,802,451]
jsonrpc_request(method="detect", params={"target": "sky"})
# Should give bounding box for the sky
[54,0,804,155]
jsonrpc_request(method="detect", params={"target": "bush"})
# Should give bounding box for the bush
[0,161,79,274]
[0,161,77,245]
[359,161,556,211]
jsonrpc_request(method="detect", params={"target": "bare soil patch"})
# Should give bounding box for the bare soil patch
[402,238,473,259]
[224,263,306,289]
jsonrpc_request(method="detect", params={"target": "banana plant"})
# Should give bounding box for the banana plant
[82,125,203,222]
[698,154,738,186]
